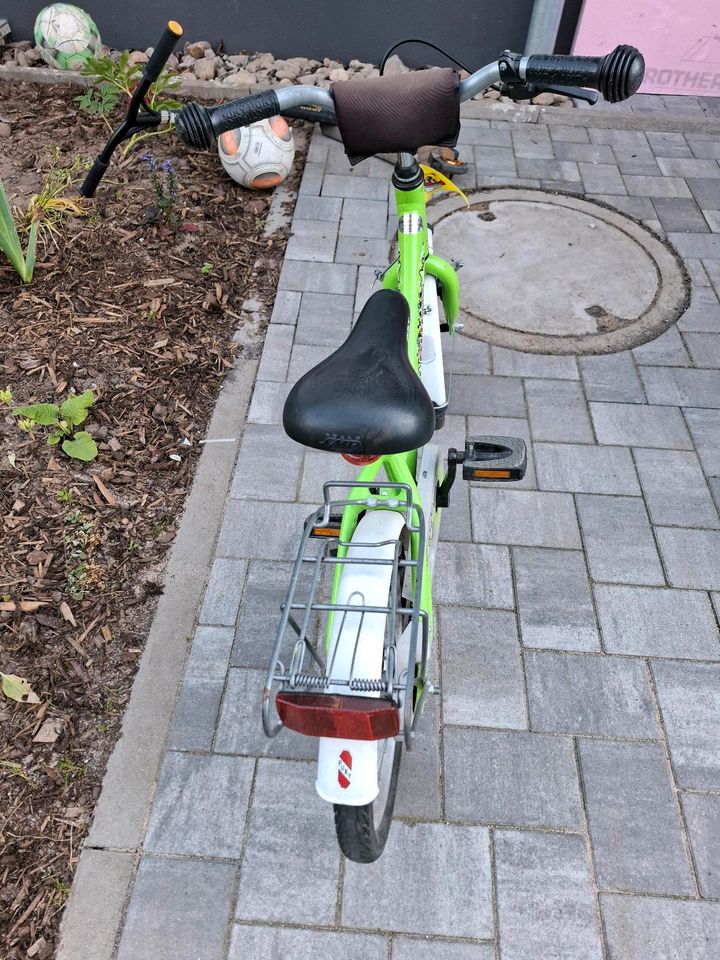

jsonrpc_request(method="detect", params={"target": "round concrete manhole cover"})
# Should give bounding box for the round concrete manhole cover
[430,188,690,355]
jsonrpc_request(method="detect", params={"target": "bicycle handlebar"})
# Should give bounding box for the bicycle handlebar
[80,21,644,195]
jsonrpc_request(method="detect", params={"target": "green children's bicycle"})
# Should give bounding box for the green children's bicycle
[83,22,645,862]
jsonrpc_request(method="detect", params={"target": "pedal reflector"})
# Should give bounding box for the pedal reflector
[277,691,399,740]
[462,435,527,482]
[310,524,341,538]
[471,468,512,479]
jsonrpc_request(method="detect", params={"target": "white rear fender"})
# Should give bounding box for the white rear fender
[315,509,405,806]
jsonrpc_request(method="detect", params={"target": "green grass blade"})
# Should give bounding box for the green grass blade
[23,220,38,283]
[0,178,28,278]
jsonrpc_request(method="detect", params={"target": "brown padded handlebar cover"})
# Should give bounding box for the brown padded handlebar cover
[331,67,460,164]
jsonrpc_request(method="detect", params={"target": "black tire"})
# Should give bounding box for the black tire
[334,740,402,863]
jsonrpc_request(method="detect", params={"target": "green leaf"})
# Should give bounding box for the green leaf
[62,431,98,462]
[1,672,40,704]
[47,431,63,445]
[0,178,27,278]
[13,403,59,425]
[22,220,37,283]
[60,390,94,426]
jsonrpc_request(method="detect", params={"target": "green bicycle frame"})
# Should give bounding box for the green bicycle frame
[326,173,460,661]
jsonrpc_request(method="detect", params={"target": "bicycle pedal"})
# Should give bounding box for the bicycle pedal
[462,435,527,482]
[309,515,343,539]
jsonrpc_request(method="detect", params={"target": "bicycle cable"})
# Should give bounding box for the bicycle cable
[379,38,473,76]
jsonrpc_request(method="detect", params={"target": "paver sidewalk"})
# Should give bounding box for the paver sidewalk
[61,98,720,960]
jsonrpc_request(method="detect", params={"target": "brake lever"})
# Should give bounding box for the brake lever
[500,81,598,105]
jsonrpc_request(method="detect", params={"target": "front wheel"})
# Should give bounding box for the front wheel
[334,737,402,862]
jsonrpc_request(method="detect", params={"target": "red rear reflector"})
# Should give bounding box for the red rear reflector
[276,691,399,740]
[342,454,380,466]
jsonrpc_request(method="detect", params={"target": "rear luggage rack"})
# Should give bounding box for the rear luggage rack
[263,481,429,749]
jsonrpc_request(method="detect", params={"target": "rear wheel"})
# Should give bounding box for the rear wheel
[333,737,402,863]
[333,536,408,863]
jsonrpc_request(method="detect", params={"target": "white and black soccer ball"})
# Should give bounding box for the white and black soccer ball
[34,3,101,70]
[218,116,295,190]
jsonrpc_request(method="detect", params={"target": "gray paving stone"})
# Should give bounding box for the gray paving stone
[294,194,343,222]
[677,286,720,333]
[601,893,720,960]
[335,235,392,266]
[445,333,491,374]
[321,174,388,200]
[232,560,302,669]
[656,526,720,589]
[473,144,517,176]
[230,424,303,501]
[588,193,657,219]
[589,128,651,152]
[298,448,357,502]
[392,937,493,960]
[247,380,292,425]
[144,752,254,857]
[579,162,627,195]
[681,794,720,897]
[439,606,526,729]
[199,558,248,626]
[624,176,692,198]
[517,158,580,181]
[235,759,338,924]
[117,858,235,960]
[539,178,584,195]
[684,331,720,368]
[688,177,720,210]
[652,660,720,789]
[634,449,719,528]
[278,259,357,295]
[434,541,514,609]
[651,197,710,233]
[215,668,315,760]
[354,264,380,314]
[590,402,692,450]
[491,347,579,380]
[467,416,536,490]
[339,198,389,238]
[549,124,590,143]
[688,137,720,160]
[217,500,312,560]
[288,343,334,382]
[514,547,600,651]
[296,291,353,346]
[255,323,294,382]
[471,488,581,548]
[575,494,664,586]
[284,221,338,263]
[684,407,720,476]
[343,821,493,938]
[640,366,720,408]
[444,727,582,828]
[613,154,662,176]
[554,141,613,163]
[646,131,692,158]
[494,831,602,960]
[511,126,553,159]
[535,442,640,495]
[395,693,441,820]
[595,584,720,658]
[579,739,692,894]
[657,157,720,178]
[526,650,657,737]
[526,379,593,443]
[633,326,691,366]
[579,353,645,403]
[269,289,300,325]
[229,926,387,960]
[168,626,235,751]
[458,120,506,146]
[449,374,526,417]
[667,232,720,259]
[298,162,325,196]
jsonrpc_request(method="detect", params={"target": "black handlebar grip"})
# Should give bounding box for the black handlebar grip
[525,45,644,102]
[79,157,109,197]
[175,90,281,149]
[144,20,183,84]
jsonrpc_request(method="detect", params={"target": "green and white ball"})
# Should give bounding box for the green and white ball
[34,4,101,70]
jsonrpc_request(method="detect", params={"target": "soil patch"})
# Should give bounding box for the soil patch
[0,79,303,958]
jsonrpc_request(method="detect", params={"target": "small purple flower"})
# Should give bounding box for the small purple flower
[142,152,158,172]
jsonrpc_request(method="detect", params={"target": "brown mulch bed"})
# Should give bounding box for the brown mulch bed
[0,80,303,958]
